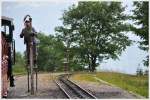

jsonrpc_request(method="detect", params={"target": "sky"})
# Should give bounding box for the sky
[2,0,148,75]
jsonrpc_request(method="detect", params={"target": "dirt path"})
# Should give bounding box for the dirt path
[7,73,66,98]
[70,80,143,99]
[7,73,144,99]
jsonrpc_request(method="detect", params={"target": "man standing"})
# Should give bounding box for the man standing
[20,15,39,93]
[20,15,37,66]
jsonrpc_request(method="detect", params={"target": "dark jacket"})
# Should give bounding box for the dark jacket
[20,27,37,44]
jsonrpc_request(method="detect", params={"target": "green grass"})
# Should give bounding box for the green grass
[13,64,27,75]
[71,72,149,98]
[95,72,148,98]
[70,73,98,83]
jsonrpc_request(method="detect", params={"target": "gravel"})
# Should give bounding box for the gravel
[7,73,143,99]
[71,80,141,99]
[7,73,67,99]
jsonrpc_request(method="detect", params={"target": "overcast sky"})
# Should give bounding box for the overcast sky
[2,0,148,75]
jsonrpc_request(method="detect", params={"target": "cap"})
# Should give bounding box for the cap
[24,15,32,22]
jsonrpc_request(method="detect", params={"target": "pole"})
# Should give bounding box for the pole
[34,64,37,91]
[35,44,38,91]
[67,49,69,72]
[30,43,34,95]
[27,68,30,92]
[35,67,37,91]
[26,50,30,92]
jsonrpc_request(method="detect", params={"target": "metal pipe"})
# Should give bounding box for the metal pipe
[27,68,30,92]
[30,43,34,95]
[36,68,37,91]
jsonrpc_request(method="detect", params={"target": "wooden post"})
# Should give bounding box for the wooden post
[30,43,34,95]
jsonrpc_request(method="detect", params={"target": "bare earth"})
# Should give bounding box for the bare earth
[71,80,141,99]
[7,73,66,99]
[7,73,143,99]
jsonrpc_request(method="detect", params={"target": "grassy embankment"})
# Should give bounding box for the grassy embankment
[70,72,148,98]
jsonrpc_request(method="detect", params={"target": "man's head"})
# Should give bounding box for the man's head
[25,20,31,28]
[24,15,32,28]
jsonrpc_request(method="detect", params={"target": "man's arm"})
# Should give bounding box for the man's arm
[20,29,24,38]
[31,27,37,37]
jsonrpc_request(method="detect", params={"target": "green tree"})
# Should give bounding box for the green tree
[55,28,86,71]
[13,52,26,75]
[55,2,131,72]
[131,1,149,66]
[15,52,24,63]
[37,33,65,71]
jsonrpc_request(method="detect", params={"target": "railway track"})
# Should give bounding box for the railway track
[55,74,97,99]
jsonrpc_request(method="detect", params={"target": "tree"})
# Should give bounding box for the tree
[55,29,86,71]
[13,52,26,74]
[37,33,65,71]
[15,52,25,64]
[131,1,149,66]
[136,67,143,76]
[55,2,131,72]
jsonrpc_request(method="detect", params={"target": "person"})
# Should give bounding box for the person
[20,15,38,66]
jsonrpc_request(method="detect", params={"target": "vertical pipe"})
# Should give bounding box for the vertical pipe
[35,45,38,91]
[27,68,30,92]
[30,43,34,95]
[36,68,37,91]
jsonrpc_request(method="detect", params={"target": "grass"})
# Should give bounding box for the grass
[71,72,149,98]
[70,73,98,83]
[13,64,27,75]
[95,72,149,98]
